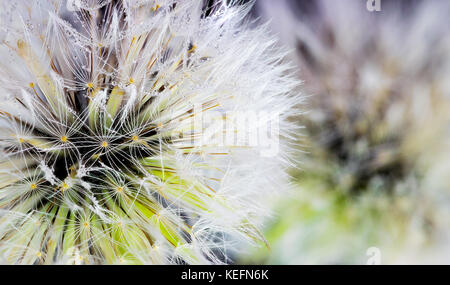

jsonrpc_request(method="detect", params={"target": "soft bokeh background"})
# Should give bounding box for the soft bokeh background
[237,0,450,264]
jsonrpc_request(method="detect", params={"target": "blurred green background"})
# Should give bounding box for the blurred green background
[238,0,450,264]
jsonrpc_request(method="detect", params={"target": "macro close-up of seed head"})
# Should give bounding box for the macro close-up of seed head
[3,0,449,270]
[0,0,300,264]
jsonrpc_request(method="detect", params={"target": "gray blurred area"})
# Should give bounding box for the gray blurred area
[239,0,450,264]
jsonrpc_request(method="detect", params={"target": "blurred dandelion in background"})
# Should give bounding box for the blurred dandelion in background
[240,0,450,264]
[0,0,300,264]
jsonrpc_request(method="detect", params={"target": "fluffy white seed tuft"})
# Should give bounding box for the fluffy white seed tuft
[0,0,301,264]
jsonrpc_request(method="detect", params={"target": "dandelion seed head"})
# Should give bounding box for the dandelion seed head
[0,0,301,264]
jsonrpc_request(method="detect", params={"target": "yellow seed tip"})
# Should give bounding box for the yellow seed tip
[17,39,25,49]
[188,44,197,53]
[61,182,70,191]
